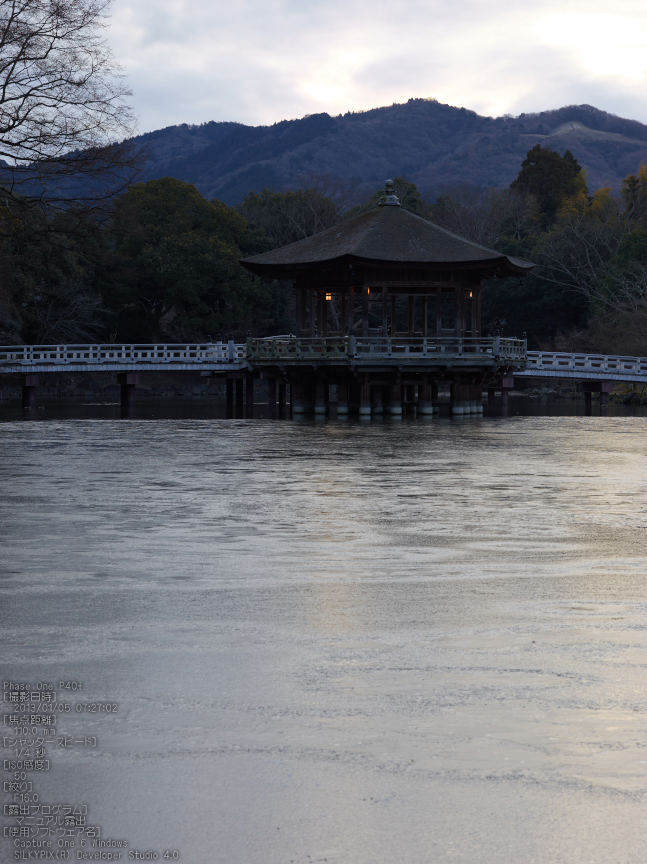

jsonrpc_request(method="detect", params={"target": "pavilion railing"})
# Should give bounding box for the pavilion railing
[351,336,526,360]
[247,336,527,361]
[246,337,348,360]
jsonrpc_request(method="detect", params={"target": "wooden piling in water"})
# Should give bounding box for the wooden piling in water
[267,377,277,419]
[22,374,39,410]
[226,377,234,418]
[235,378,244,418]
[245,376,254,418]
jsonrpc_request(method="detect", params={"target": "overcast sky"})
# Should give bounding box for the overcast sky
[109,0,647,134]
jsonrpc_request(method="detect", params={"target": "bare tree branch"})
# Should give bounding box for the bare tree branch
[0,0,141,218]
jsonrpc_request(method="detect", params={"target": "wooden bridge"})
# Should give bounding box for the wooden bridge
[2,338,646,416]
[2,339,647,380]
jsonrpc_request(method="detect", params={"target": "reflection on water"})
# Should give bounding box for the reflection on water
[1,394,647,422]
[1,415,646,863]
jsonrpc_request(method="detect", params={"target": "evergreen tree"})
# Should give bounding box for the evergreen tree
[511,145,586,227]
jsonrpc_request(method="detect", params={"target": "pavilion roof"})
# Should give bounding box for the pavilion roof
[240,204,534,278]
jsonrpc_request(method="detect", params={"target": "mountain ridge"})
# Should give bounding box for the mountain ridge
[132,100,647,204]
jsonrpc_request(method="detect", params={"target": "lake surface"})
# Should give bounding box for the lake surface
[2,415,646,863]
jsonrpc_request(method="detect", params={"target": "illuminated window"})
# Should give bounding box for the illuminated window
[325,292,332,301]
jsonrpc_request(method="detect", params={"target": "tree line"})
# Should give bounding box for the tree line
[2,145,647,352]
[430,145,647,355]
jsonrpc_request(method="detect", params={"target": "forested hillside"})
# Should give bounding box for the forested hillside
[3,150,647,357]
[133,101,647,204]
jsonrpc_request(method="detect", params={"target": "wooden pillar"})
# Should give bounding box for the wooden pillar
[292,382,305,415]
[382,287,388,335]
[245,376,254,418]
[391,295,397,335]
[454,286,464,335]
[422,297,429,338]
[390,383,402,416]
[488,388,496,412]
[226,377,234,418]
[408,296,415,335]
[340,292,346,335]
[304,382,315,414]
[465,384,473,414]
[235,378,244,418]
[267,377,277,420]
[470,383,483,414]
[584,391,592,416]
[371,384,383,415]
[296,288,304,336]
[359,376,371,416]
[309,289,316,337]
[362,286,369,337]
[500,376,514,417]
[278,381,286,419]
[473,287,482,337]
[314,378,327,415]
[431,380,439,413]
[436,293,443,337]
[347,287,355,334]
[337,382,349,415]
[451,382,464,415]
[348,380,360,414]
[418,378,433,415]
[318,290,326,337]
[401,384,412,410]
[22,374,39,410]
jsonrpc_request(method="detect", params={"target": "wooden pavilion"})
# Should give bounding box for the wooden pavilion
[239,181,534,416]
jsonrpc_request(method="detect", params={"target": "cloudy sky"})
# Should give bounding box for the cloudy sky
[109,0,647,134]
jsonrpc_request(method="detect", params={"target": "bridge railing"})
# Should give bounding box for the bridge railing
[524,351,647,375]
[0,343,247,365]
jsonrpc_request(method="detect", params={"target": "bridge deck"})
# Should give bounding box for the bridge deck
[2,341,647,383]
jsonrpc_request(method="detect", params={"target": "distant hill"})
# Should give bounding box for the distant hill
[132,101,647,205]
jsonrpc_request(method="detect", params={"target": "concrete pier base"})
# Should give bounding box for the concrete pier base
[580,380,613,417]
[118,373,139,418]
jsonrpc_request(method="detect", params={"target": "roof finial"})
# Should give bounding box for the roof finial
[379,179,401,207]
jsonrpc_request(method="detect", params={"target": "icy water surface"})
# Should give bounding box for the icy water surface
[1,416,647,863]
